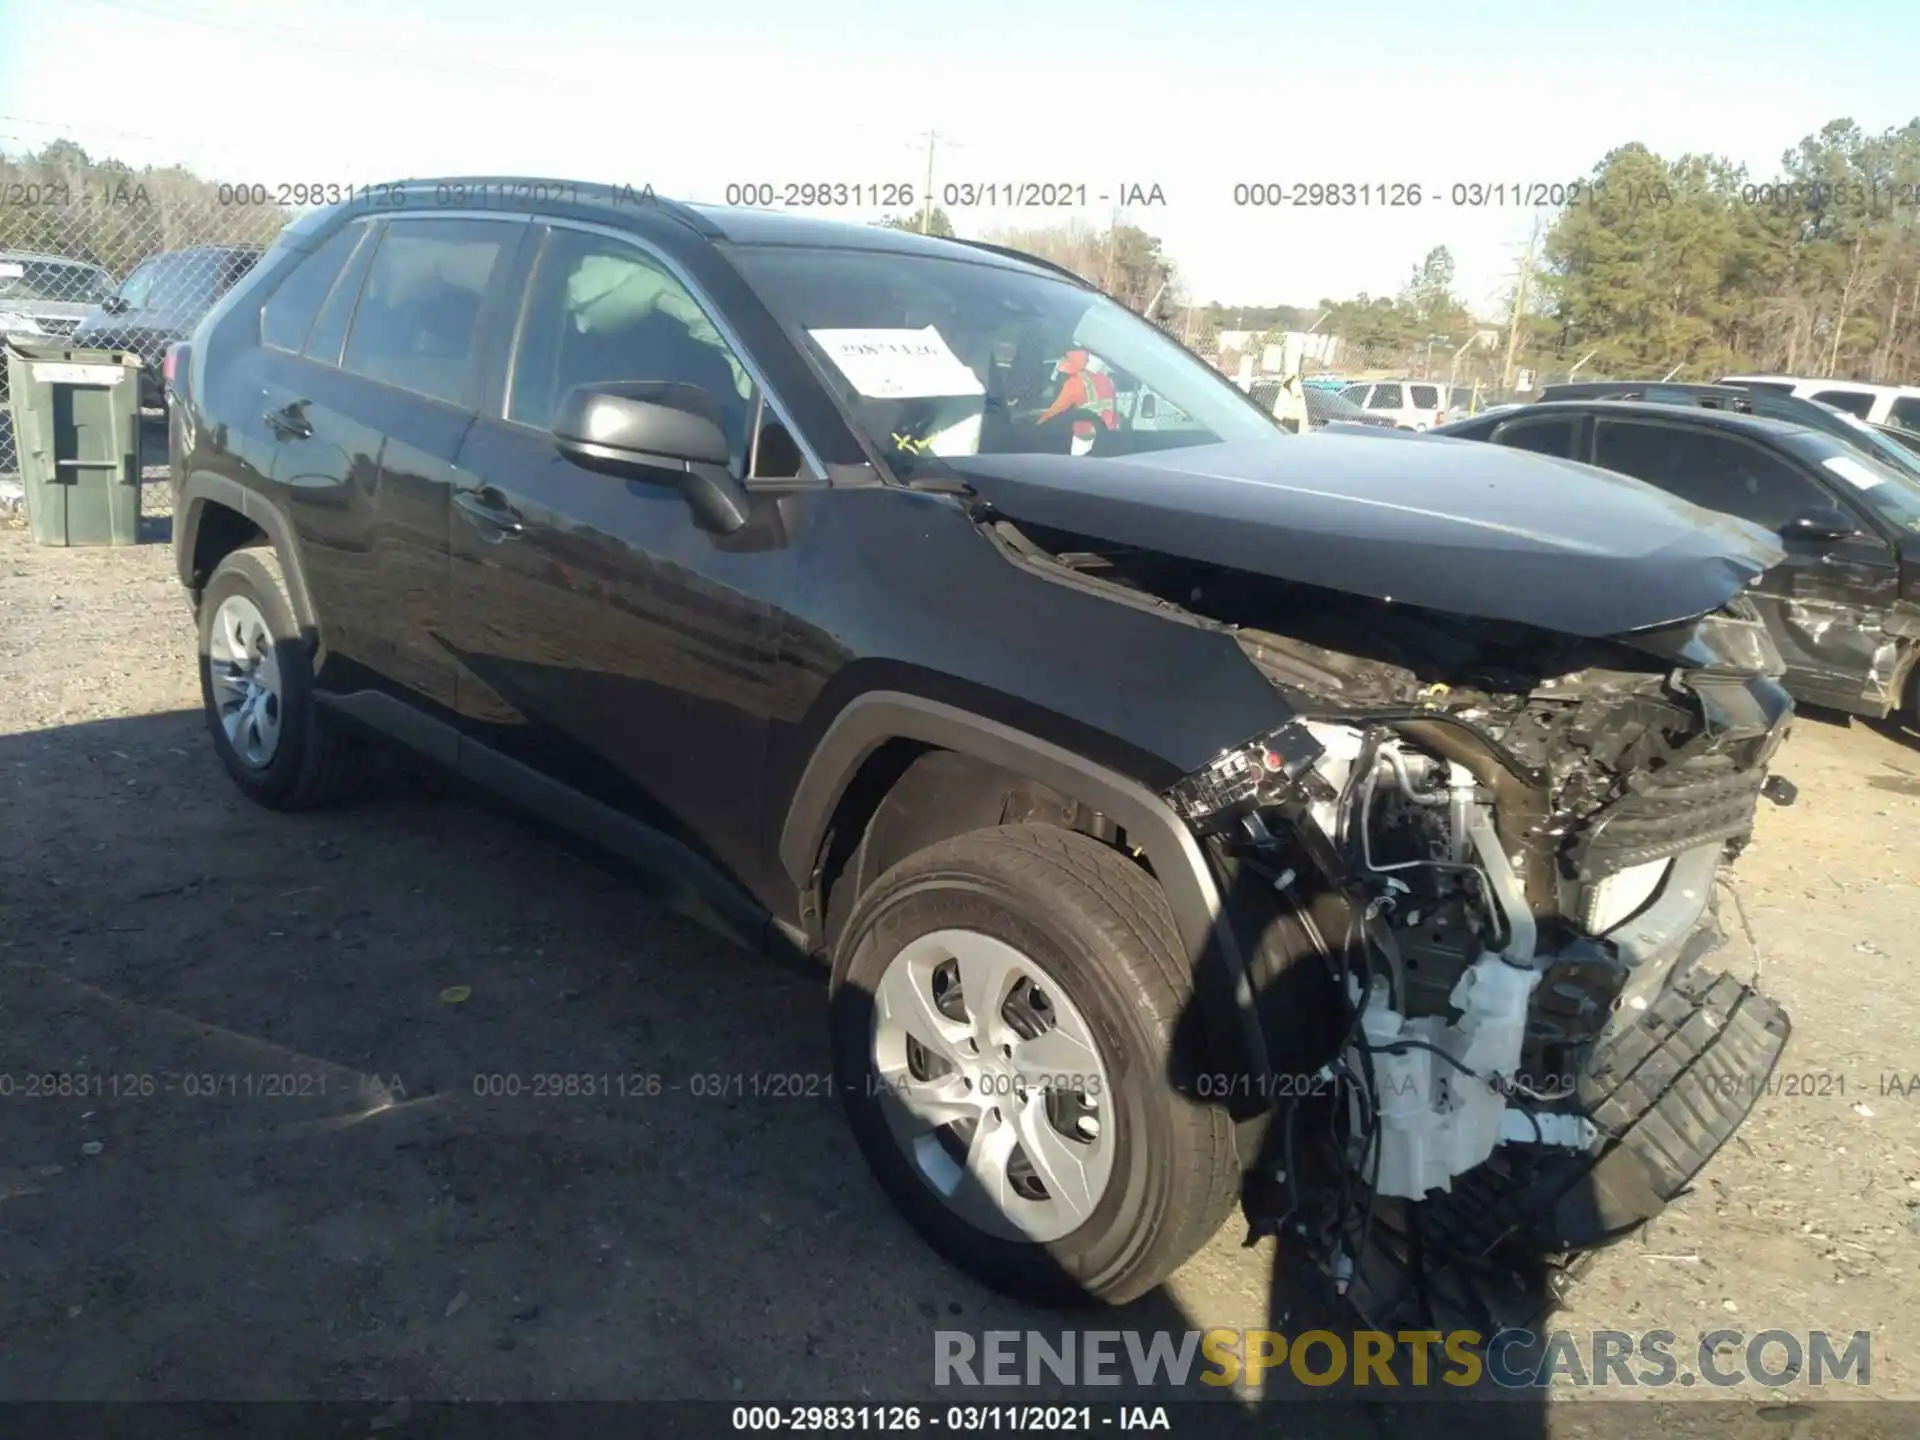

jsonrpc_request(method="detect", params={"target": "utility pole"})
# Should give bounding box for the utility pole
[920,131,938,234]
[1500,217,1541,395]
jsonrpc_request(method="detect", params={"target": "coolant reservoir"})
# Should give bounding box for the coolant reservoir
[1441,956,1542,1178]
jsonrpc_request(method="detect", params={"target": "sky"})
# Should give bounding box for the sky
[0,0,1912,319]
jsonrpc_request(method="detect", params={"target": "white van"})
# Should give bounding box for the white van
[1339,379,1455,430]
[1719,374,1920,430]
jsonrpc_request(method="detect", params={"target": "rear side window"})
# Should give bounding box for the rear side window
[340,218,518,407]
[1889,397,1920,431]
[1811,388,1874,418]
[1493,417,1577,458]
[1370,382,1404,409]
[1594,420,1824,527]
[261,225,368,353]
[1409,384,1439,409]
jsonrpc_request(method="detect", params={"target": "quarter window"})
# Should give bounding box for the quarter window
[340,218,518,407]
[261,224,368,354]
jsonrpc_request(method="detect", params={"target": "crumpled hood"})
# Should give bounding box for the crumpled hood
[944,431,1786,638]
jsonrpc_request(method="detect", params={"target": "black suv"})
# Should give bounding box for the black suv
[75,245,262,406]
[168,179,1794,1311]
[1438,397,1920,722]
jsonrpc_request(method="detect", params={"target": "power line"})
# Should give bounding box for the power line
[79,0,580,91]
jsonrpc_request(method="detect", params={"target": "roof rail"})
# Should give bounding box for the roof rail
[372,176,723,238]
[948,238,1093,288]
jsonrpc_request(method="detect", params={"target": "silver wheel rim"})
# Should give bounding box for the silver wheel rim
[871,928,1116,1244]
[208,594,284,768]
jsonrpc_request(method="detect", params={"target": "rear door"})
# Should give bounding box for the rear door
[1589,417,1899,711]
[271,213,530,729]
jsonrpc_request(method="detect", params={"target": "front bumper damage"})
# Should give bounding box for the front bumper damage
[1163,663,1796,1331]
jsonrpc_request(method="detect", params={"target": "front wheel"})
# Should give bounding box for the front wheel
[829,824,1239,1306]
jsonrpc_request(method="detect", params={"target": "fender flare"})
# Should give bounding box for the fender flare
[176,471,318,633]
[778,691,1273,1079]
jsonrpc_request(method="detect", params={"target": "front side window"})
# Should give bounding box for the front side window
[114,261,157,310]
[1594,421,1823,527]
[341,218,517,407]
[1369,383,1404,410]
[725,244,1280,471]
[508,227,756,464]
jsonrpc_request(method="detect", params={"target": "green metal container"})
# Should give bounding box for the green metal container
[3,340,145,546]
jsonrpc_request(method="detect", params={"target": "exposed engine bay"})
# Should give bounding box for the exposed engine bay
[998,520,1797,1326]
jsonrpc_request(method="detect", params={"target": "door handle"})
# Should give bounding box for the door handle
[264,400,313,440]
[454,488,525,537]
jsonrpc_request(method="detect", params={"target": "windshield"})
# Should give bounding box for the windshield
[0,258,113,305]
[1827,407,1920,486]
[724,244,1282,470]
[1798,436,1920,533]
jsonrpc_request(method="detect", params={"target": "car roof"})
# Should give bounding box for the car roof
[1467,398,1819,439]
[307,177,1081,286]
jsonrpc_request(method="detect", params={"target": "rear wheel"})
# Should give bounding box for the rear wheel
[829,824,1238,1306]
[197,547,363,809]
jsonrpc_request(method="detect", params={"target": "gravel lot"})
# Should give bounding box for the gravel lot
[2,505,1917,1433]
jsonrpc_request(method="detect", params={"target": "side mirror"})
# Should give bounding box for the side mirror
[551,381,748,534]
[1780,507,1856,542]
[100,294,129,315]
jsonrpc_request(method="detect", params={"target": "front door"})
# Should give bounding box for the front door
[448,222,812,904]
[1590,417,1899,712]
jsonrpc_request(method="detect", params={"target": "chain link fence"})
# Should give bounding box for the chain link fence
[1,149,295,526]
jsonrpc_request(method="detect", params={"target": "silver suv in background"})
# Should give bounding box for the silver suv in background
[1339,378,1454,429]
[0,253,118,397]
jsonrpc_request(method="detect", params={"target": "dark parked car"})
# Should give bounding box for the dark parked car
[1542,380,1920,484]
[75,245,262,405]
[1438,398,1920,720]
[1878,421,1920,460]
[168,179,1793,1312]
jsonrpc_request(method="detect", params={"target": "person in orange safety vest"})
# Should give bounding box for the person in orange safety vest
[1035,350,1119,431]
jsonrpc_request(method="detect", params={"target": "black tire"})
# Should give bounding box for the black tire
[196,546,363,810]
[829,823,1239,1306]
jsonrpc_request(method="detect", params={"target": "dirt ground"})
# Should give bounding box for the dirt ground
[2,501,1918,1429]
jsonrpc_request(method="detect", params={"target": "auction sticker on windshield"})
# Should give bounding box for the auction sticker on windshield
[808,326,985,399]
[1824,454,1886,490]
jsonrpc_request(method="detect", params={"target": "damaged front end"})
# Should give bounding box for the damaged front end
[1148,567,1798,1329]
